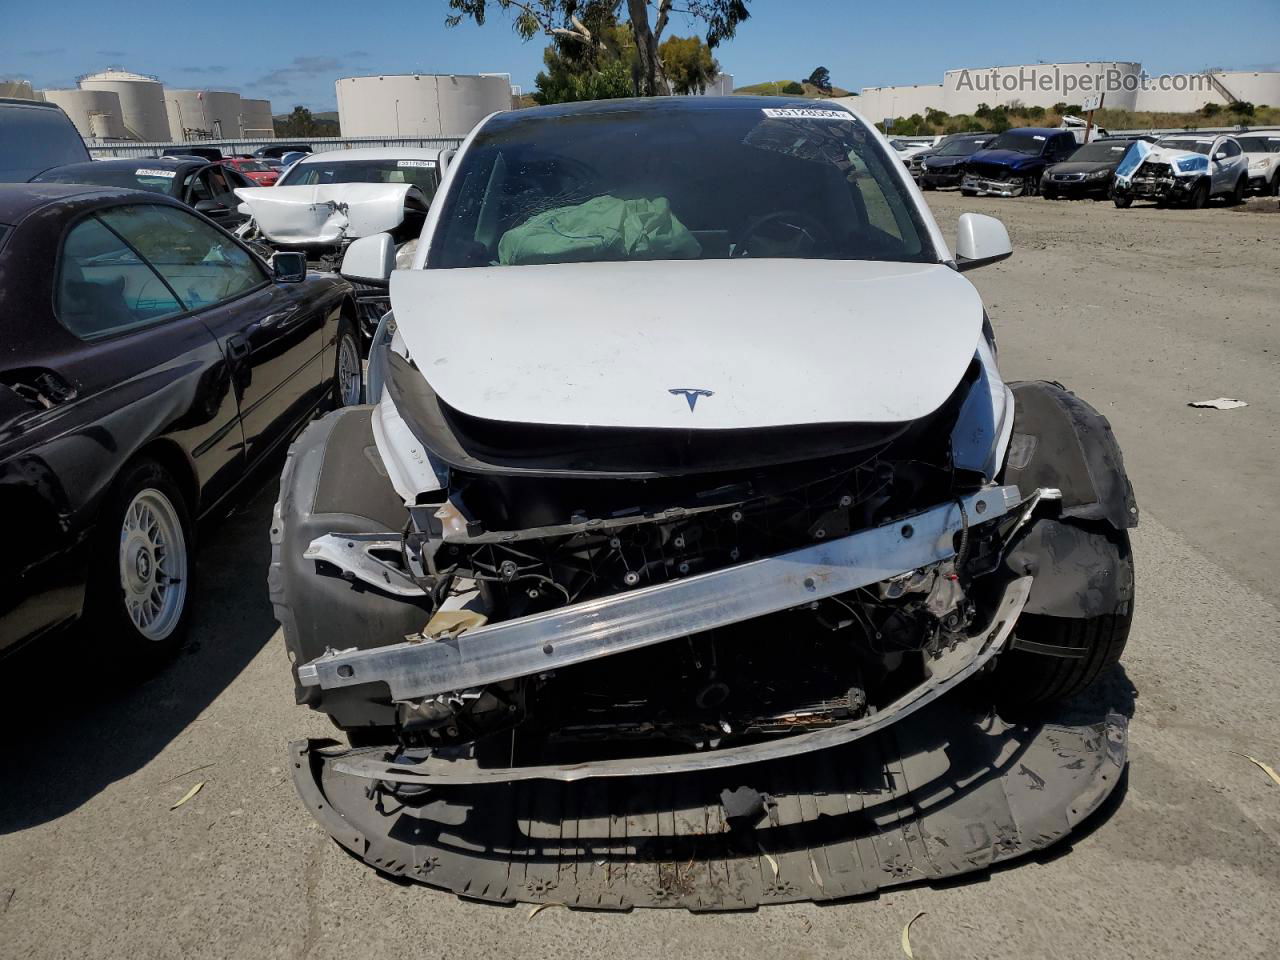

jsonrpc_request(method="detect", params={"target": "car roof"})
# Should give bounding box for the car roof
[0,97,66,111]
[295,147,444,163]
[487,95,856,126]
[45,157,201,173]
[0,182,145,223]
[998,127,1071,137]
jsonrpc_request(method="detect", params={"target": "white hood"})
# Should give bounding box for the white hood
[390,258,984,431]
[234,183,423,244]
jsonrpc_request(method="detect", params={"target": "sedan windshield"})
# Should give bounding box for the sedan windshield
[279,158,438,195]
[983,131,1049,155]
[935,137,990,157]
[1156,138,1212,155]
[1066,142,1133,163]
[429,105,934,268]
[33,164,179,194]
[1236,136,1280,153]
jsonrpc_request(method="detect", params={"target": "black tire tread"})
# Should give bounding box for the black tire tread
[996,602,1132,709]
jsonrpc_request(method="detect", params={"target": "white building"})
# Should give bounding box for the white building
[78,69,170,141]
[336,74,513,137]
[41,88,129,139]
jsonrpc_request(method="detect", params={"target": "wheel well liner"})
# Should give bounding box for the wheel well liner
[1001,381,1137,531]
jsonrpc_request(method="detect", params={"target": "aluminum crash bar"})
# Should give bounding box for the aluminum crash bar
[296,485,1025,702]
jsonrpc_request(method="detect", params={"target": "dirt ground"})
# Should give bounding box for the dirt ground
[2,192,1278,960]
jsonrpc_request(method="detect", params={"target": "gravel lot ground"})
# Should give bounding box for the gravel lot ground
[2,192,1278,960]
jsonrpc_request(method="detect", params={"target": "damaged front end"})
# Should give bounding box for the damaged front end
[282,308,1054,781]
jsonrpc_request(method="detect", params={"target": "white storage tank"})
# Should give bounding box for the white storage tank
[336,74,511,137]
[241,98,275,138]
[78,69,169,141]
[165,89,242,140]
[0,80,38,100]
[42,88,129,139]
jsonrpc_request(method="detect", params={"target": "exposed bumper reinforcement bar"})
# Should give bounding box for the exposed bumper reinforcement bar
[332,575,1031,783]
[296,485,1024,703]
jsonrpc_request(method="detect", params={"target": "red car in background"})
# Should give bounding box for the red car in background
[223,156,279,186]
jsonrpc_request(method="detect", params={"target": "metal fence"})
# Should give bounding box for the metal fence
[86,135,465,159]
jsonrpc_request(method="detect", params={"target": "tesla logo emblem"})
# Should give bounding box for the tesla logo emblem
[670,388,714,411]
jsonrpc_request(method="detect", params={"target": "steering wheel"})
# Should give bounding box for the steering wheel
[734,210,830,258]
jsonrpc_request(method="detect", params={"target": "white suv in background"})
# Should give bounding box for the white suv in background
[1236,131,1280,196]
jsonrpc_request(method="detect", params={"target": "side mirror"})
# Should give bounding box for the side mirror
[340,233,395,286]
[955,213,1012,272]
[1213,151,1227,161]
[194,199,222,215]
[272,252,307,283]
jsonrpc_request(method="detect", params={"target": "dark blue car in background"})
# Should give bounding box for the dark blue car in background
[961,128,1080,197]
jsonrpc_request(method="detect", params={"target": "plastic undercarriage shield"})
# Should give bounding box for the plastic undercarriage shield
[291,697,1127,910]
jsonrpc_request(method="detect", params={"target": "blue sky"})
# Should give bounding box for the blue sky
[4,0,1278,112]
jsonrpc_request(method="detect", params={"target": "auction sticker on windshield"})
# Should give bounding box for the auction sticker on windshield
[135,168,177,178]
[397,160,435,168]
[761,108,851,120]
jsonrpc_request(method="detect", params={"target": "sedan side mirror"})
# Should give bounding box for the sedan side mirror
[272,252,307,283]
[955,213,1012,272]
[194,199,223,215]
[1213,151,1227,161]
[340,233,396,286]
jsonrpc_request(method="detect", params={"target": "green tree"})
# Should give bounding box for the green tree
[1025,104,1045,120]
[925,108,949,127]
[660,34,720,94]
[781,80,804,95]
[974,102,991,118]
[446,0,750,96]
[1200,102,1222,117]
[806,66,832,93]
[275,106,321,137]
[1228,100,1255,116]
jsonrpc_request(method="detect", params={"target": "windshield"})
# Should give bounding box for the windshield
[33,164,179,194]
[429,105,934,269]
[984,131,1050,155]
[279,158,439,196]
[1236,136,1280,153]
[936,137,989,157]
[1067,142,1133,162]
[1156,138,1212,155]
[1,104,91,182]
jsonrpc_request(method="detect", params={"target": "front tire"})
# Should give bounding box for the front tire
[1022,175,1039,197]
[1225,176,1246,206]
[87,459,194,663]
[993,527,1133,710]
[1113,194,1132,208]
[1187,180,1209,209]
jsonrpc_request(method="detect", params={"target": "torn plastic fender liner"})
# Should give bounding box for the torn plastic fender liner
[1004,518,1134,619]
[1001,381,1138,531]
[271,407,431,729]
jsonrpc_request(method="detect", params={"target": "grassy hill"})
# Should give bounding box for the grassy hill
[733,80,852,98]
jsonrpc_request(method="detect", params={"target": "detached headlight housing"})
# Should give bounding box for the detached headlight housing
[1175,155,1208,175]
